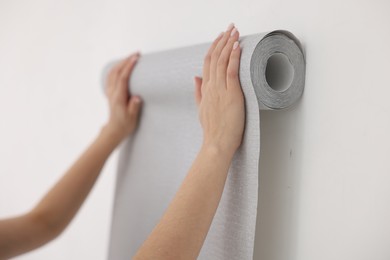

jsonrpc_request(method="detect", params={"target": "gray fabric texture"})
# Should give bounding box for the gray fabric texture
[106,31,305,260]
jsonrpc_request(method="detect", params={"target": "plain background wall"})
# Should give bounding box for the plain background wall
[0,0,389,259]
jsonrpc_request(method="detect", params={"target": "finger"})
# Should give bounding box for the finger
[194,76,203,106]
[114,53,140,101]
[202,32,223,83]
[119,52,140,80]
[226,41,242,90]
[210,23,235,83]
[106,58,127,96]
[217,27,240,87]
[120,52,140,84]
[127,95,142,125]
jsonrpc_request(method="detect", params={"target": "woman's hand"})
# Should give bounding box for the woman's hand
[194,24,245,155]
[104,52,142,140]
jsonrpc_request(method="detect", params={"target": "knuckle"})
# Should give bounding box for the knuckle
[211,50,220,60]
[112,71,121,81]
[130,108,138,118]
[120,70,128,80]
[217,55,228,66]
[129,57,137,66]
[119,76,126,85]
[229,36,236,43]
[112,94,120,103]
[211,48,221,60]
[120,68,131,80]
[227,68,237,78]
[120,79,128,87]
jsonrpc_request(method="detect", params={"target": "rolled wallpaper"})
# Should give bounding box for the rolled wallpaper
[106,30,305,260]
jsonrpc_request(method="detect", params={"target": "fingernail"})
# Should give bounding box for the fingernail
[226,23,234,31]
[233,41,239,50]
[217,32,224,39]
[230,28,237,37]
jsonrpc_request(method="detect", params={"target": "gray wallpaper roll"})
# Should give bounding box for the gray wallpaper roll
[106,31,305,260]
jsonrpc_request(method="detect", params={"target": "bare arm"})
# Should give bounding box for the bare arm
[134,23,244,260]
[0,53,142,259]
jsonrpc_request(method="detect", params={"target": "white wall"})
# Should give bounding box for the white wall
[0,0,389,259]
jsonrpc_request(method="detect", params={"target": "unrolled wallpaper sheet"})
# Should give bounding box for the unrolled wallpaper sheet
[106,31,305,260]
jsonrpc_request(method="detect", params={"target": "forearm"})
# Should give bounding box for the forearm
[134,144,235,260]
[31,125,122,235]
[0,125,123,259]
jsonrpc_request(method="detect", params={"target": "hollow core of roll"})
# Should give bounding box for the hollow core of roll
[265,52,294,92]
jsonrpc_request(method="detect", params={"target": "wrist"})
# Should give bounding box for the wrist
[200,141,236,162]
[100,124,126,147]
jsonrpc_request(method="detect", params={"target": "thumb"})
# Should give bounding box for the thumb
[128,95,142,123]
[194,76,203,106]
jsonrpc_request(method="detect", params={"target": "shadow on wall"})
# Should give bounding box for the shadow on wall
[253,100,304,260]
